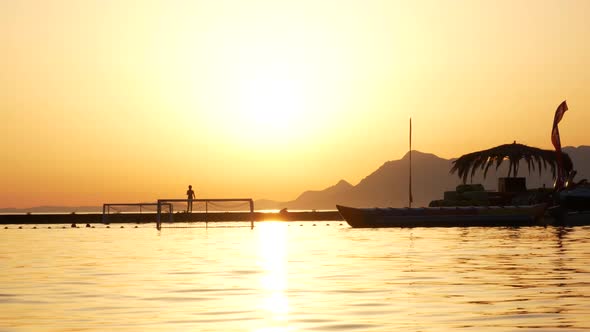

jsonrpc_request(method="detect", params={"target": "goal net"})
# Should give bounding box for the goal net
[102,203,173,223]
[156,198,255,229]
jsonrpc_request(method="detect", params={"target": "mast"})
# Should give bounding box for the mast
[409,118,413,208]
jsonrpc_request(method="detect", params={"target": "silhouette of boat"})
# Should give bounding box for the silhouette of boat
[548,185,590,224]
[336,118,549,228]
[336,204,547,228]
[558,185,590,211]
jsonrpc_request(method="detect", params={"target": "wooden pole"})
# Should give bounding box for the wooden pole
[250,199,254,229]
[409,118,413,208]
[156,201,161,230]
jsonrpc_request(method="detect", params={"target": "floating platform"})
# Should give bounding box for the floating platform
[1,210,587,227]
[0,211,344,225]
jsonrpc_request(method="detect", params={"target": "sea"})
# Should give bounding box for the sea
[1,221,589,331]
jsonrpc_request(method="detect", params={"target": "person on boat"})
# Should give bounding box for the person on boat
[186,185,196,213]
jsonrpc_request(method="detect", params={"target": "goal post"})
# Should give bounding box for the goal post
[156,198,255,230]
[102,202,173,224]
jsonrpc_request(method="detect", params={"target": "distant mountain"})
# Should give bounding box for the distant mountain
[256,145,590,210]
[564,145,590,181]
[290,180,354,209]
[0,206,103,213]
[4,146,588,213]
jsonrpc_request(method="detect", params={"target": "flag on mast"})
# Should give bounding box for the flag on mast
[551,100,568,189]
[409,118,413,206]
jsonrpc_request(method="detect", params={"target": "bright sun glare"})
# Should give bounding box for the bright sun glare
[218,62,310,146]
[257,223,289,316]
[239,76,304,126]
[237,76,305,140]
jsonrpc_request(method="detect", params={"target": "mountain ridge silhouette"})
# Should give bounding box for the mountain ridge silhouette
[2,146,588,212]
[256,145,590,210]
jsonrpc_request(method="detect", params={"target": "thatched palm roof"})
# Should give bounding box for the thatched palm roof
[450,142,573,184]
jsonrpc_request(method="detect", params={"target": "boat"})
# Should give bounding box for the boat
[548,184,590,225]
[336,204,547,228]
[558,185,590,211]
[336,119,545,228]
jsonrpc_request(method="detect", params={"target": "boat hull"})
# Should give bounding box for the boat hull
[548,186,590,225]
[336,204,547,228]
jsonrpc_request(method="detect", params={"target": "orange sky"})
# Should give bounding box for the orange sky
[1,0,589,208]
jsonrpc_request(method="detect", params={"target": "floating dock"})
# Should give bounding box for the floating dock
[0,211,344,225]
[2,211,586,227]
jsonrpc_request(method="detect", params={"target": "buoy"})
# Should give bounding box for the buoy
[326,224,330,226]
[134,226,138,228]
[48,226,51,229]
[313,224,316,226]
[18,226,22,229]
[4,226,8,229]
[86,224,91,228]
[71,223,77,228]
[120,226,124,228]
[106,226,110,228]
[33,226,37,229]
[91,226,95,228]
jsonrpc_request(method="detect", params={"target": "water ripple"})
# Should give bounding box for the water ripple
[1,224,589,331]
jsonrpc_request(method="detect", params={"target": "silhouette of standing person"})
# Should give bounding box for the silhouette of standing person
[186,185,196,213]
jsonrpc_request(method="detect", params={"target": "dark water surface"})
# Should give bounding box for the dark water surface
[1,222,589,331]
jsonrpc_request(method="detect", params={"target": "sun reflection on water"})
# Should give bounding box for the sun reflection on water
[256,222,290,331]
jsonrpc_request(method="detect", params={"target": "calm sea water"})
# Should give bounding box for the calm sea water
[1,222,589,331]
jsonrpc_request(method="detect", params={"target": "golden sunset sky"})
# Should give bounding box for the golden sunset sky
[1,0,589,208]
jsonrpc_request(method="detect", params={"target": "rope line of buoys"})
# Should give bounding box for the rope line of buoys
[2,222,347,229]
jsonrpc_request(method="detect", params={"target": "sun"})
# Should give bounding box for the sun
[238,76,304,128]
[223,64,310,146]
